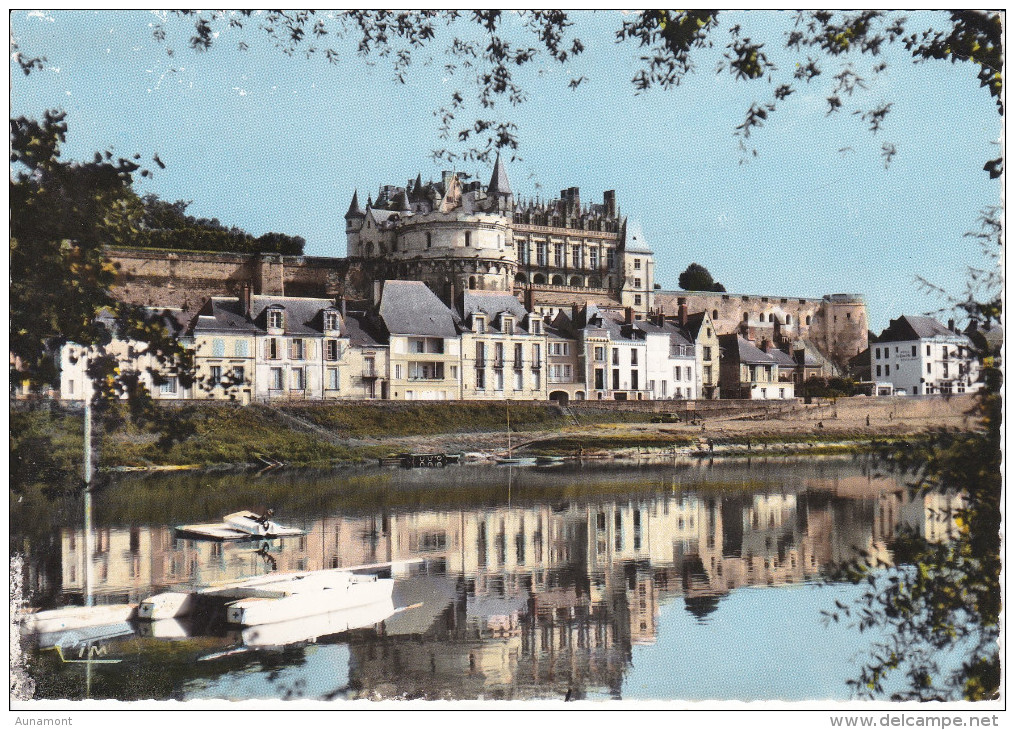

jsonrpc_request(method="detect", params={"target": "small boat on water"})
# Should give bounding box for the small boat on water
[175,511,304,540]
[225,571,395,626]
[535,455,566,465]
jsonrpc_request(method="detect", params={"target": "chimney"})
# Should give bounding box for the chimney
[678,302,688,326]
[948,318,955,332]
[572,304,581,324]
[241,282,252,318]
[524,286,535,312]
[338,296,347,317]
[625,306,634,325]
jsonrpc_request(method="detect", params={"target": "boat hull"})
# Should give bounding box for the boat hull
[226,574,395,626]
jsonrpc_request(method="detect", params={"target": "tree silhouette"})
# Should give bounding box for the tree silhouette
[678,263,725,292]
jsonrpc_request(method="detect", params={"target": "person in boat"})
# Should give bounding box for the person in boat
[254,509,275,530]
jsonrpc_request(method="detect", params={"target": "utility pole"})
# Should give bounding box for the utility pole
[83,401,94,608]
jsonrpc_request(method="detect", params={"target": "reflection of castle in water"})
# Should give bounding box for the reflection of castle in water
[53,481,962,700]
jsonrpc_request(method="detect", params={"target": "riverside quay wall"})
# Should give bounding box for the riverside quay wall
[106,247,868,369]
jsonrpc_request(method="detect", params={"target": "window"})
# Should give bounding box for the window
[410,362,445,380]
[363,356,376,377]
[589,248,599,269]
[476,368,486,389]
[233,366,245,385]
[806,315,812,325]
[634,259,641,270]
[606,248,615,268]
[536,242,547,266]
[634,294,642,306]
[926,344,932,356]
[674,367,682,381]
[209,366,222,386]
[268,310,284,329]
[266,337,280,360]
[290,339,305,360]
[212,338,225,357]
[703,346,712,360]
[532,368,540,390]
[465,231,472,247]
[325,311,340,331]
[595,346,606,362]
[325,339,340,361]
[503,317,514,335]
[67,380,74,395]
[704,365,712,383]
[532,343,541,366]
[634,278,642,288]
[235,340,248,357]
[475,341,486,365]
[475,316,486,334]
[271,368,283,390]
[554,243,564,267]
[876,365,881,377]
[769,313,775,322]
[685,366,692,381]
[327,368,340,390]
[160,377,178,394]
[912,345,918,357]
[572,246,581,268]
[291,368,305,390]
[514,343,523,367]
[514,369,524,390]
[927,363,932,374]
[494,342,504,365]
[394,364,403,380]
[551,342,570,356]
[612,348,620,365]
[426,232,432,249]
[743,312,749,322]
[630,348,638,365]
[942,363,949,378]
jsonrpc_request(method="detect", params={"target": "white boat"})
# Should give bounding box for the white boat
[239,597,396,647]
[175,510,304,540]
[21,604,137,636]
[226,571,395,626]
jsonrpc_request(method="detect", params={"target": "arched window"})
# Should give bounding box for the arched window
[552,275,564,285]
[743,312,749,322]
[589,276,601,288]
[514,273,527,284]
[786,314,792,325]
[805,315,812,325]
[712,309,719,320]
[533,273,546,285]
[570,276,582,287]
[769,313,774,322]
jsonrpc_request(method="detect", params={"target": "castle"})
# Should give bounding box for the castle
[107,155,868,372]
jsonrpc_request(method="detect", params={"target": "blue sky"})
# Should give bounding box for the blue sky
[10,10,1001,331]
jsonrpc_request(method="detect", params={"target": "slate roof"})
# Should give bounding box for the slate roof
[249,295,338,335]
[343,311,387,347]
[623,220,653,254]
[190,297,259,335]
[765,347,797,367]
[487,152,512,196]
[876,315,972,344]
[719,334,775,365]
[378,280,459,337]
[461,291,532,333]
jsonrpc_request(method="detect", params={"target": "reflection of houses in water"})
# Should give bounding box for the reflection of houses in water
[52,478,963,699]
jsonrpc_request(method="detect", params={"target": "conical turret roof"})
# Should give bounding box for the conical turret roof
[345,190,366,219]
[487,152,512,196]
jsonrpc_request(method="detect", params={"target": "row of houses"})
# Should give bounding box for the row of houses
[60,280,836,404]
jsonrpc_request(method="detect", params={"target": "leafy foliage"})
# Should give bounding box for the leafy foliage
[113,10,1002,172]
[801,376,858,398]
[134,195,305,255]
[678,263,725,292]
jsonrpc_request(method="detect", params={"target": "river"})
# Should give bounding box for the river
[13,455,963,702]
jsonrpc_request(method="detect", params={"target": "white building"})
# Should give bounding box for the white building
[871,315,982,396]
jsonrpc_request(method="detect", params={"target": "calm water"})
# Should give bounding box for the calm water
[14,456,958,702]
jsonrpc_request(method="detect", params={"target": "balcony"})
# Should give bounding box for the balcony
[362,370,379,379]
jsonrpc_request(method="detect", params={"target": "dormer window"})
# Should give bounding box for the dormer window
[503,317,514,336]
[324,311,340,331]
[475,315,486,334]
[268,309,284,330]
[530,319,542,335]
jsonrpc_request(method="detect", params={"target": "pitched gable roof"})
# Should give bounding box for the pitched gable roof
[876,315,971,343]
[378,280,459,337]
